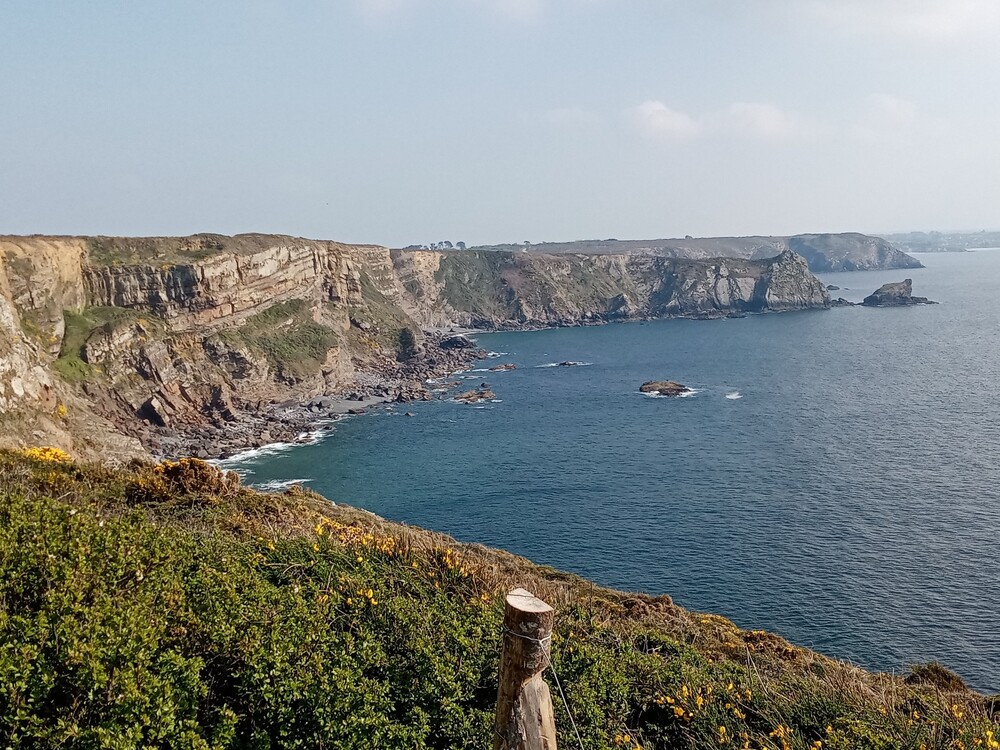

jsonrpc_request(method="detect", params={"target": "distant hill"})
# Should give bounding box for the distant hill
[468,232,923,273]
[881,230,1000,253]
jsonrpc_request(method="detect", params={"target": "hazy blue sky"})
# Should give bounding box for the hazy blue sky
[1,1,997,246]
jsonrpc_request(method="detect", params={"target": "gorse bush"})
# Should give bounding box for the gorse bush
[0,450,997,749]
[0,481,498,748]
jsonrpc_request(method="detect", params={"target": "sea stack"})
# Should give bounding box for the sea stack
[861,279,937,307]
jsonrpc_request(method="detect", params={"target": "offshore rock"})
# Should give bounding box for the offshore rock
[454,388,496,403]
[862,279,937,307]
[640,381,693,397]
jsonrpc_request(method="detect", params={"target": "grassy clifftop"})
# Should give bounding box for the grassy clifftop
[0,450,996,749]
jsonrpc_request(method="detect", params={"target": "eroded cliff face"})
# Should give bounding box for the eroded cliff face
[403,247,829,327]
[0,234,830,459]
[0,242,145,460]
[784,233,924,273]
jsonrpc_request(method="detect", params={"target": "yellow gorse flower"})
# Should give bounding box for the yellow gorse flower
[19,446,72,463]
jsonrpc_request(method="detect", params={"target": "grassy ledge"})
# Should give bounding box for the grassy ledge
[217,300,339,381]
[0,449,996,749]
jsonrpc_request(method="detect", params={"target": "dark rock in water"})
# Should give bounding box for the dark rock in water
[454,388,496,403]
[826,284,841,291]
[557,361,584,367]
[490,363,517,372]
[688,310,726,321]
[347,408,366,415]
[404,411,415,417]
[639,380,693,397]
[831,297,856,307]
[440,334,476,350]
[862,279,937,307]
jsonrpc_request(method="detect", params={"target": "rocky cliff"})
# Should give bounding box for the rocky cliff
[0,234,830,459]
[423,247,829,326]
[783,233,924,272]
[469,232,923,273]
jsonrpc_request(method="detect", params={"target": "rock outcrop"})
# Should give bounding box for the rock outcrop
[424,247,829,327]
[640,381,693,397]
[784,234,923,273]
[454,388,496,403]
[861,279,937,307]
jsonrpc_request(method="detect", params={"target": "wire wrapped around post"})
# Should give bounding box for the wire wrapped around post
[494,588,558,750]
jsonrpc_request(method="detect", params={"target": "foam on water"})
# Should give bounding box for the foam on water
[254,478,313,492]
[725,391,743,400]
[641,388,702,399]
[219,427,331,468]
[535,361,593,368]
[218,441,297,466]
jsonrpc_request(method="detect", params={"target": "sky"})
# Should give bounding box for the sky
[1,0,998,247]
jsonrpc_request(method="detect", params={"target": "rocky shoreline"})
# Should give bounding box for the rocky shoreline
[143,333,488,461]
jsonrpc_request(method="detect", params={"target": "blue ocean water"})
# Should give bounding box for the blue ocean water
[227,250,1000,693]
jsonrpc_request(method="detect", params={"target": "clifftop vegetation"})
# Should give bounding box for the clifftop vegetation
[1,449,996,749]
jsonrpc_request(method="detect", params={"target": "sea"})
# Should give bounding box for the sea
[224,249,1000,693]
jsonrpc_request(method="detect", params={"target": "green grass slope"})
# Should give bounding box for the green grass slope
[0,450,996,749]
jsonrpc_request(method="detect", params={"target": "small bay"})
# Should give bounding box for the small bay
[228,250,1000,693]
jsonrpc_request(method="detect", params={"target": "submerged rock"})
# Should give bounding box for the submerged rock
[861,279,937,307]
[639,380,693,397]
[490,363,517,372]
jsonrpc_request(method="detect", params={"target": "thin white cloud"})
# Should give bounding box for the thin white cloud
[353,0,596,23]
[867,94,918,124]
[851,94,925,142]
[801,0,1000,39]
[352,0,417,22]
[626,100,822,142]
[476,0,545,21]
[625,100,702,140]
[720,102,820,140]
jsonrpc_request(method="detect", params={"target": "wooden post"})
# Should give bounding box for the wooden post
[494,588,558,750]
